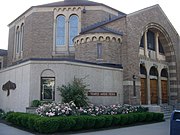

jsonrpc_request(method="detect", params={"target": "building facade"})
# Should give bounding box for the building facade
[0,0,179,112]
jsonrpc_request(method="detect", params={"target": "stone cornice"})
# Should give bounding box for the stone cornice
[74,33,122,46]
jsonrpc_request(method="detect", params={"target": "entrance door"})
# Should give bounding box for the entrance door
[161,80,168,103]
[141,78,147,104]
[150,79,158,104]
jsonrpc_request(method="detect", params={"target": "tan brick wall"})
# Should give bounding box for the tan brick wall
[24,12,54,59]
[124,5,179,104]
[81,10,117,29]
[75,40,122,64]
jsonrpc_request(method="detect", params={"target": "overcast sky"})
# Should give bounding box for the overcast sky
[0,0,179,49]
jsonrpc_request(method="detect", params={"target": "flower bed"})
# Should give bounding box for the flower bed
[36,101,148,117]
[5,112,164,133]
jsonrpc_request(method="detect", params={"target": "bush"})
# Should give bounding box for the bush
[0,109,5,119]
[70,116,85,130]
[36,101,148,117]
[94,116,106,128]
[28,115,41,131]
[112,115,122,126]
[5,112,164,134]
[138,113,147,122]
[121,114,129,125]
[127,114,135,124]
[82,116,96,129]
[102,115,113,127]
[31,100,41,107]
[57,117,75,131]
[145,112,154,122]
[35,117,59,133]
[57,77,89,107]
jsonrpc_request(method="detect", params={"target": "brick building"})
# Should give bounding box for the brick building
[0,0,179,112]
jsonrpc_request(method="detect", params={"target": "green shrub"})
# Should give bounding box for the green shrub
[132,113,139,122]
[102,115,113,127]
[70,116,85,130]
[28,115,41,131]
[94,116,106,128]
[57,117,75,131]
[121,114,128,125]
[156,113,164,121]
[127,114,135,124]
[112,115,122,126]
[138,113,146,122]
[0,109,5,119]
[57,77,89,107]
[145,112,154,122]
[5,112,164,134]
[82,116,96,129]
[35,117,59,133]
[31,100,41,107]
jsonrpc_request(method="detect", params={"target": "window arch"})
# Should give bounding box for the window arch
[56,15,65,46]
[69,15,78,46]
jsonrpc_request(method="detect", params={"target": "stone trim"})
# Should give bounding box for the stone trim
[74,33,122,46]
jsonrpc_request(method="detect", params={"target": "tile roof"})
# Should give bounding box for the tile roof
[10,58,123,69]
[81,26,123,36]
[36,0,102,7]
[36,0,125,15]
[0,49,7,56]
[81,14,126,34]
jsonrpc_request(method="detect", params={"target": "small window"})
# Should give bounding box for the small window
[41,77,55,101]
[0,62,2,69]
[16,27,20,53]
[140,34,144,48]
[20,23,24,52]
[69,15,79,46]
[97,43,102,59]
[159,39,164,54]
[147,30,155,51]
[56,15,65,46]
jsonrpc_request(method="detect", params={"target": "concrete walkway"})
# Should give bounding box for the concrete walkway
[0,123,33,135]
[0,119,170,135]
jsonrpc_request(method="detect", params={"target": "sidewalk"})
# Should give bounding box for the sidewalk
[0,123,34,135]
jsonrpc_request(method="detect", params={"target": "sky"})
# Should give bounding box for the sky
[0,0,179,50]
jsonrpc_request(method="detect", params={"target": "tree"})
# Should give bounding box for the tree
[57,77,89,107]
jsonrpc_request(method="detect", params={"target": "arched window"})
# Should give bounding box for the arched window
[147,30,155,50]
[16,27,20,53]
[20,23,24,52]
[140,34,144,48]
[161,69,168,78]
[140,64,147,75]
[69,15,78,46]
[149,66,158,76]
[159,39,164,54]
[56,15,65,46]
[41,69,55,101]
